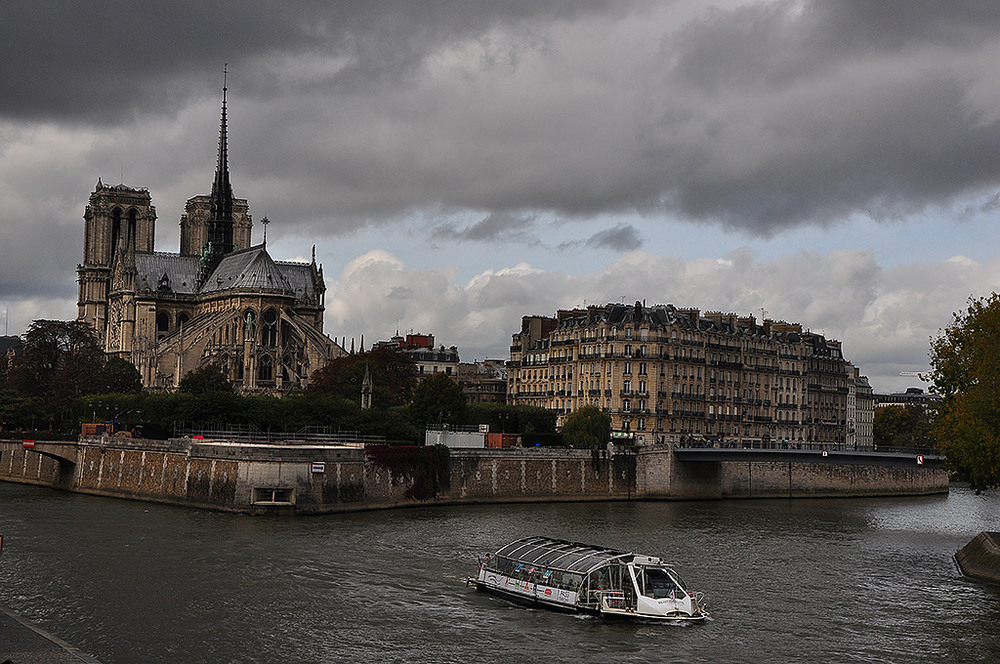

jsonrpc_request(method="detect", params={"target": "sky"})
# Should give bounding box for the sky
[3,0,1000,393]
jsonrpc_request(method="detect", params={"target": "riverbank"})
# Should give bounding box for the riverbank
[0,437,948,514]
[0,602,102,663]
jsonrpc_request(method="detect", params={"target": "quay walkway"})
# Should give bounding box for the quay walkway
[0,603,101,663]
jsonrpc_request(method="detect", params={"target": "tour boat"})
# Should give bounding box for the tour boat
[469,536,709,622]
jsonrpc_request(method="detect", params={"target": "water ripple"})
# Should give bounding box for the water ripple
[1,484,999,663]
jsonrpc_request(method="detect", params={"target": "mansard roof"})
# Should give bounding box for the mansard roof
[550,301,828,346]
[556,303,693,330]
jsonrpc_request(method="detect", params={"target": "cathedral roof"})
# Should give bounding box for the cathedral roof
[200,245,295,294]
[134,245,320,299]
[278,260,321,299]
[135,252,200,293]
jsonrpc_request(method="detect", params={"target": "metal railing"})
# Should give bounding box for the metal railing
[175,424,385,447]
[673,438,941,456]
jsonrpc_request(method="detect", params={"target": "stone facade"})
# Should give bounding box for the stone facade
[847,364,875,449]
[373,333,460,378]
[457,360,508,403]
[508,302,873,447]
[76,90,344,392]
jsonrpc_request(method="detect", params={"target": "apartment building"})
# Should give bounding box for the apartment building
[373,333,460,378]
[508,302,858,446]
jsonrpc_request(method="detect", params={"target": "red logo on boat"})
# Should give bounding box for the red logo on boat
[545,588,552,596]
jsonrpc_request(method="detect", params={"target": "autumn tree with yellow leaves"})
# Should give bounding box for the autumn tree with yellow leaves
[930,293,1000,491]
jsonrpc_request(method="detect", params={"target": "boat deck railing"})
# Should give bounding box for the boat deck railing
[598,590,629,611]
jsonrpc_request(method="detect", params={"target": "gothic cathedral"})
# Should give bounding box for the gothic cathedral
[76,84,345,392]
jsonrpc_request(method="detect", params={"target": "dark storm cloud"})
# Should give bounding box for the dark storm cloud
[4,0,1000,241]
[430,213,537,243]
[586,224,642,251]
[652,0,1000,233]
[0,213,79,299]
[820,0,1000,49]
[0,0,616,123]
[558,224,642,252]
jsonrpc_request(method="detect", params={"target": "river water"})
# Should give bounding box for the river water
[1,482,998,664]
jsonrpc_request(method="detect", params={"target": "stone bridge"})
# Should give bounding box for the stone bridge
[20,439,78,467]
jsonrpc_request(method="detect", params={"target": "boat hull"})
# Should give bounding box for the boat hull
[469,578,580,614]
[469,576,708,622]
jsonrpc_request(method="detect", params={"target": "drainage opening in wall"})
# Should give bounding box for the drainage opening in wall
[252,487,294,504]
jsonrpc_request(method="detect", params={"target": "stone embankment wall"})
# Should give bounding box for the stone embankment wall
[447,448,634,502]
[0,438,947,514]
[633,444,948,499]
[955,532,1000,585]
[0,438,372,514]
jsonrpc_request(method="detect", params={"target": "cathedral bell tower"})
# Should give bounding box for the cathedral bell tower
[77,180,156,342]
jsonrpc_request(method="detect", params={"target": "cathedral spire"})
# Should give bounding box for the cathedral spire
[199,65,236,286]
[211,66,233,224]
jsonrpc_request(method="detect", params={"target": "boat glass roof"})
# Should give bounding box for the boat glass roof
[494,536,633,574]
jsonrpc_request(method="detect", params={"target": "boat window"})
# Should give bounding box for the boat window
[549,571,582,591]
[509,564,540,582]
[492,556,515,576]
[641,569,682,599]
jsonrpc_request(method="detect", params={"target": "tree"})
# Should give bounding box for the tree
[178,364,233,394]
[929,293,1000,491]
[465,402,558,434]
[873,405,934,448]
[409,372,467,427]
[101,357,143,394]
[7,320,107,421]
[561,405,611,449]
[310,348,418,407]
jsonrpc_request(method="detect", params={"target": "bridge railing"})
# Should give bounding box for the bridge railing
[672,439,943,457]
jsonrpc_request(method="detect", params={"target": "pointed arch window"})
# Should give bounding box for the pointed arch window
[258,354,274,382]
[156,311,170,339]
[128,208,138,245]
[111,208,123,258]
[262,308,278,347]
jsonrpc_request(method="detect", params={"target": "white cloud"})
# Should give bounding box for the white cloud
[325,247,998,392]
